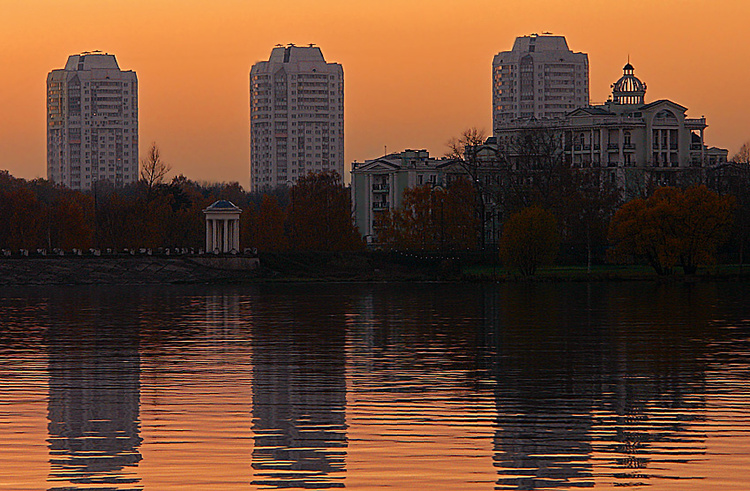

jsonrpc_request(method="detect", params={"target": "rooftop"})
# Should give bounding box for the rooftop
[63,52,121,71]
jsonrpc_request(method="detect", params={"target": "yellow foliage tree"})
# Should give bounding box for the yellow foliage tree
[608,185,734,275]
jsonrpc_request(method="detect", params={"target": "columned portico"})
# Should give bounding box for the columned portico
[203,200,242,253]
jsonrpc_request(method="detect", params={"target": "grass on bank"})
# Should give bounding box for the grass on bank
[463,263,750,281]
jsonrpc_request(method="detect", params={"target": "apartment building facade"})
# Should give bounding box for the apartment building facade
[47,52,138,190]
[492,34,589,130]
[250,44,344,191]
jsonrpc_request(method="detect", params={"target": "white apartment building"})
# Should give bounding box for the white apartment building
[47,52,138,190]
[250,44,344,191]
[492,34,589,129]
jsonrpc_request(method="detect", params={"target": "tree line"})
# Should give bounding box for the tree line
[0,167,362,253]
[376,128,750,276]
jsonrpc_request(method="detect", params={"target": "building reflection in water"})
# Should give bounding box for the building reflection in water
[250,288,348,488]
[46,291,142,490]
[486,283,711,489]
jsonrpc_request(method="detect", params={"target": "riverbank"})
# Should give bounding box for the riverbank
[1,252,749,285]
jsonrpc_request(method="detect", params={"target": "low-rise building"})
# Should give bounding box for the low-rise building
[350,150,457,244]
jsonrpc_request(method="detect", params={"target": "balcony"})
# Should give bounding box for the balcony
[623,143,635,151]
[607,143,619,151]
[373,202,390,211]
[372,183,390,192]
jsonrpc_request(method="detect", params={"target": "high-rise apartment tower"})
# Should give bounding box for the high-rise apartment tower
[492,34,588,130]
[47,52,138,190]
[250,45,344,191]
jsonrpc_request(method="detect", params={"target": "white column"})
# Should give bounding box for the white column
[366,173,372,237]
[233,218,240,251]
[213,219,219,253]
[223,218,229,253]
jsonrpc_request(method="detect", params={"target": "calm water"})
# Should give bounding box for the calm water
[1,282,749,490]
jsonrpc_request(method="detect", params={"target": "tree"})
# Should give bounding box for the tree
[504,127,566,211]
[498,206,559,276]
[140,142,171,194]
[446,127,491,249]
[376,179,478,251]
[554,168,620,271]
[608,186,734,275]
[732,141,750,164]
[287,171,362,251]
[251,194,288,252]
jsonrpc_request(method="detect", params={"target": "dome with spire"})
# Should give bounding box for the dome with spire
[611,62,646,105]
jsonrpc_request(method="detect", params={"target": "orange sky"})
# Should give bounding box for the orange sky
[1,0,749,186]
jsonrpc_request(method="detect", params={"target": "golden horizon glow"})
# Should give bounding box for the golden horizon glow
[2,0,750,185]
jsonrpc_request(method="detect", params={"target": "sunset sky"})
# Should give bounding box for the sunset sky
[1,0,749,185]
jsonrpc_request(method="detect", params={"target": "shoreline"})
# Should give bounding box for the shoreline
[1,253,749,286]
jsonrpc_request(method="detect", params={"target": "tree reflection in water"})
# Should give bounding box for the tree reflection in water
[486,283,713,489]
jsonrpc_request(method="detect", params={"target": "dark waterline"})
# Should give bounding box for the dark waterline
[0,282,749,490]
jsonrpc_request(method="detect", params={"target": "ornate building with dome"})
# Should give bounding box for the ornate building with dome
[492,62,728,193]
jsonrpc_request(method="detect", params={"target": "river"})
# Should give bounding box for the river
[1,282,748,490]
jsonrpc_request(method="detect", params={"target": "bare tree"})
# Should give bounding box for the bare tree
[446,128,491,249]
[732,141,750,164]
[140,142,171,193]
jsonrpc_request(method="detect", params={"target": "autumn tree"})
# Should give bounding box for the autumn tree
[251,194,288,252]
[608,186,734,275]
[498,206,559,276]
[50,191,95,249]
[287,171,362,251]
[377,179,478,251]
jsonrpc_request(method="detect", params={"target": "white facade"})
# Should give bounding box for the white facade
[47,52,138,190]
[250,44,344,191]
[492,34,589,129]
[492,63,728,194]
[350,150,454,243]
[203,200,242,253]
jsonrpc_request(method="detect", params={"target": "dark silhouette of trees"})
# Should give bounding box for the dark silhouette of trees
[554,169,620,270]
[498,206,559,276]
[446,127,491,249]
[287,171,362,251]
[251,194,288,252]
[608,186,734,275]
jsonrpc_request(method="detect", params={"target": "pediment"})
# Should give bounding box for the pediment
[354,159,400,172]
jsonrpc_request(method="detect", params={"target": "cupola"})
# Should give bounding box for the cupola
[612,62,646,105]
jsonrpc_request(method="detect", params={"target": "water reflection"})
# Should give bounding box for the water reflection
[45,291,142,490]
[0,283,748,490]
[250,289,348,488]
[487,283,712,489]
